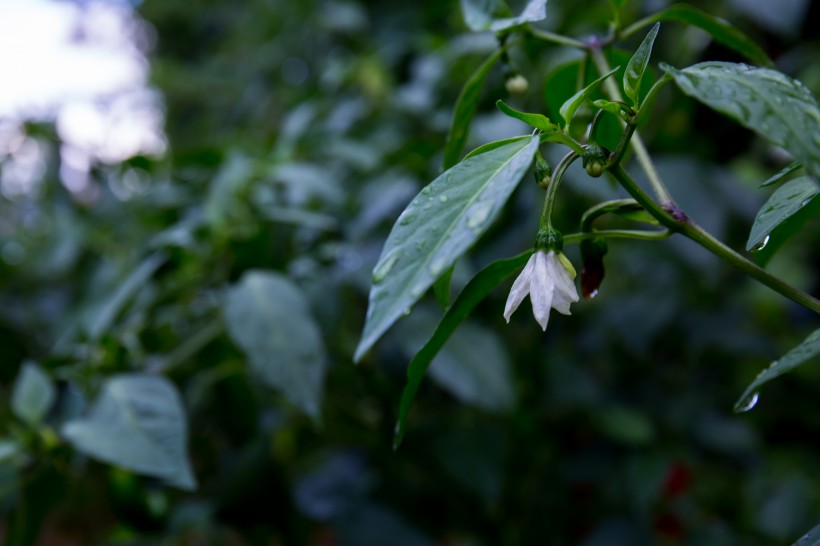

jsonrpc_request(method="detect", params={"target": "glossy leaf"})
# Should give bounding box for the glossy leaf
[746,176,819,251]
[224,270,327,420]
[663,62,820,180]
[760,162,803,187]
[735,329,820,413]
[496,99,555,132]
[443,49,505,170]
[460,0,547,32]
[625,4,772,66]
[355,137,538,363]
[62,374,196,490]
[624,23,659,107]
[591,99,626,118]
[11,363,56,427]
[394,252,530,447]
[793,524,820,546]
[559,66,620,128]
[433,266,455,309]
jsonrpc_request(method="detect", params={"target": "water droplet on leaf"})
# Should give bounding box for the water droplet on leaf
[421,186,432,195]
[429,255,449,277]
[410,283,426,298]
[438,195,448,203]
[372,251,400,283]
[735,392,759,413]
[399,212,416,226]
[466,202,493,230]
[751,235,770,252]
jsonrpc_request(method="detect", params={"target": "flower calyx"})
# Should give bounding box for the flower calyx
[534,153,552,189]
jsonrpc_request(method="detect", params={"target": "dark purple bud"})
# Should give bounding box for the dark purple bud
[580,237,608,299]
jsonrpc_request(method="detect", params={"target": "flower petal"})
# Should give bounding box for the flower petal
[550,289,573,315]
[547,252,579,303]
[503,253,536,323]
[529,251,554,331]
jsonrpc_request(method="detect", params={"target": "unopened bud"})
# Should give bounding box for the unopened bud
[534,153,552,189]
[535,227,562,252]
[505,74,529,95]
[582,143,609,178]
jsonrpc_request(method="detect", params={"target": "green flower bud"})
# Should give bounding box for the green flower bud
[505,74,529,95]
[534,153,552,189]
[535,227,562,252]
[582,143,609,178]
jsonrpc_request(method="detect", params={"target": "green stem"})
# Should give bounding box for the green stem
[589,47,673,205]
[581,198,644,231]
[155,317,223,373]
[610,165,820,313]
[540,150,580,229]
[529,28,587,49]
[564,228,669,244]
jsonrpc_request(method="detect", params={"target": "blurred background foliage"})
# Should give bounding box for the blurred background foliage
[0,0,819,544]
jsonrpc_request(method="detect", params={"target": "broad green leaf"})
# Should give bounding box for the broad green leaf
[793,524,820,546]
[62,374,196,490]
[591,99,626,118]
[428,322,515,412]
[735,329,820,413]
[760,162,802,187]
[460,0,547,32]
[433,266,455,309]
[559,66,620,128]
[624,4,772,66]
[223,270,326,420]
[11,363,56,427]
[496,99,555,132]
[463,135,534,161]
[354,137,539,363]
[746,176,819,251]
[624,23,659,106]
[663,62,820,180]
[443,49,505,170]
[86,252,166,340]
[394,252,529,447]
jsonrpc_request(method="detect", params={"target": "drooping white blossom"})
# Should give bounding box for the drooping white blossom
[503,250,579,331]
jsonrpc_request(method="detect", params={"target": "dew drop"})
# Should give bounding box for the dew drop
[735,392,759,413]
[751,234,770,252]
[588,289,598,299]
[402,307,412,317]
[399,212,416,226]
[421,186,432,196]
[428,255,449,277]
[371,251,400,283]
[438,195,448,203]
[466,202,493,230]
[410,283,426,298]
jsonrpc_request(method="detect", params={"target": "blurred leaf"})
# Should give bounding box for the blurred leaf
[625,4,772,66]
[355,137,538,363]
[623,23,659,107]
[62,374,196,490]
[560,67,620,128]
[443,48,505,170]
[760,162,803,187]
[11,363,56,428]
[663,62,820,179]
[460,0,547,32]
[428,321,516,412]
[432,265,455,309]
[594,406,655,446]
[746,176,819,251]
[223,270,327,420]
[86,253,166,340]
[204,153,255,237]
[794,524,820,546]
[591,99,625,117]
[735,329,820,413]
[394,252,530,448]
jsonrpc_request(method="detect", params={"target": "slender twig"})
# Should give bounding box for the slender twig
[540,150,580,229]
[529,28,588,49]
[564,228,669,244]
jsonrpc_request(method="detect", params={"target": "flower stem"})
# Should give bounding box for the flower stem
[529,28,587,49]
[610,165,820,313]
[589,47,673,205]
[540,150,580,229]
[564,228,669,244]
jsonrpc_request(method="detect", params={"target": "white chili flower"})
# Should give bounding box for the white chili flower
[504,250,579,331]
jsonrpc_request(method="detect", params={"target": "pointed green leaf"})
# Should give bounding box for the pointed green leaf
[624,23,659,106]
[223,270,327,420]
[463,136,534,161]
[735,329,820,413]
[443,49,505,169]
[746,176,819,251]
[355,137,539,363]
[11,363,56,427]
[460,0,547,32]
[394,252,529,447]
[496,99,556,132]
[624,4,772,67]
[663,62,820,180]
[760,162,803,187]
[62,374,196,490]
[591,99,626,118]
[433,265,455,309]
[559,67,620,128]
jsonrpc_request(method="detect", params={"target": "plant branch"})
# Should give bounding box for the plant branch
[540,150,580,229]
[564,228,669,244]
[529,28,587,49]
[610,165,820,313]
